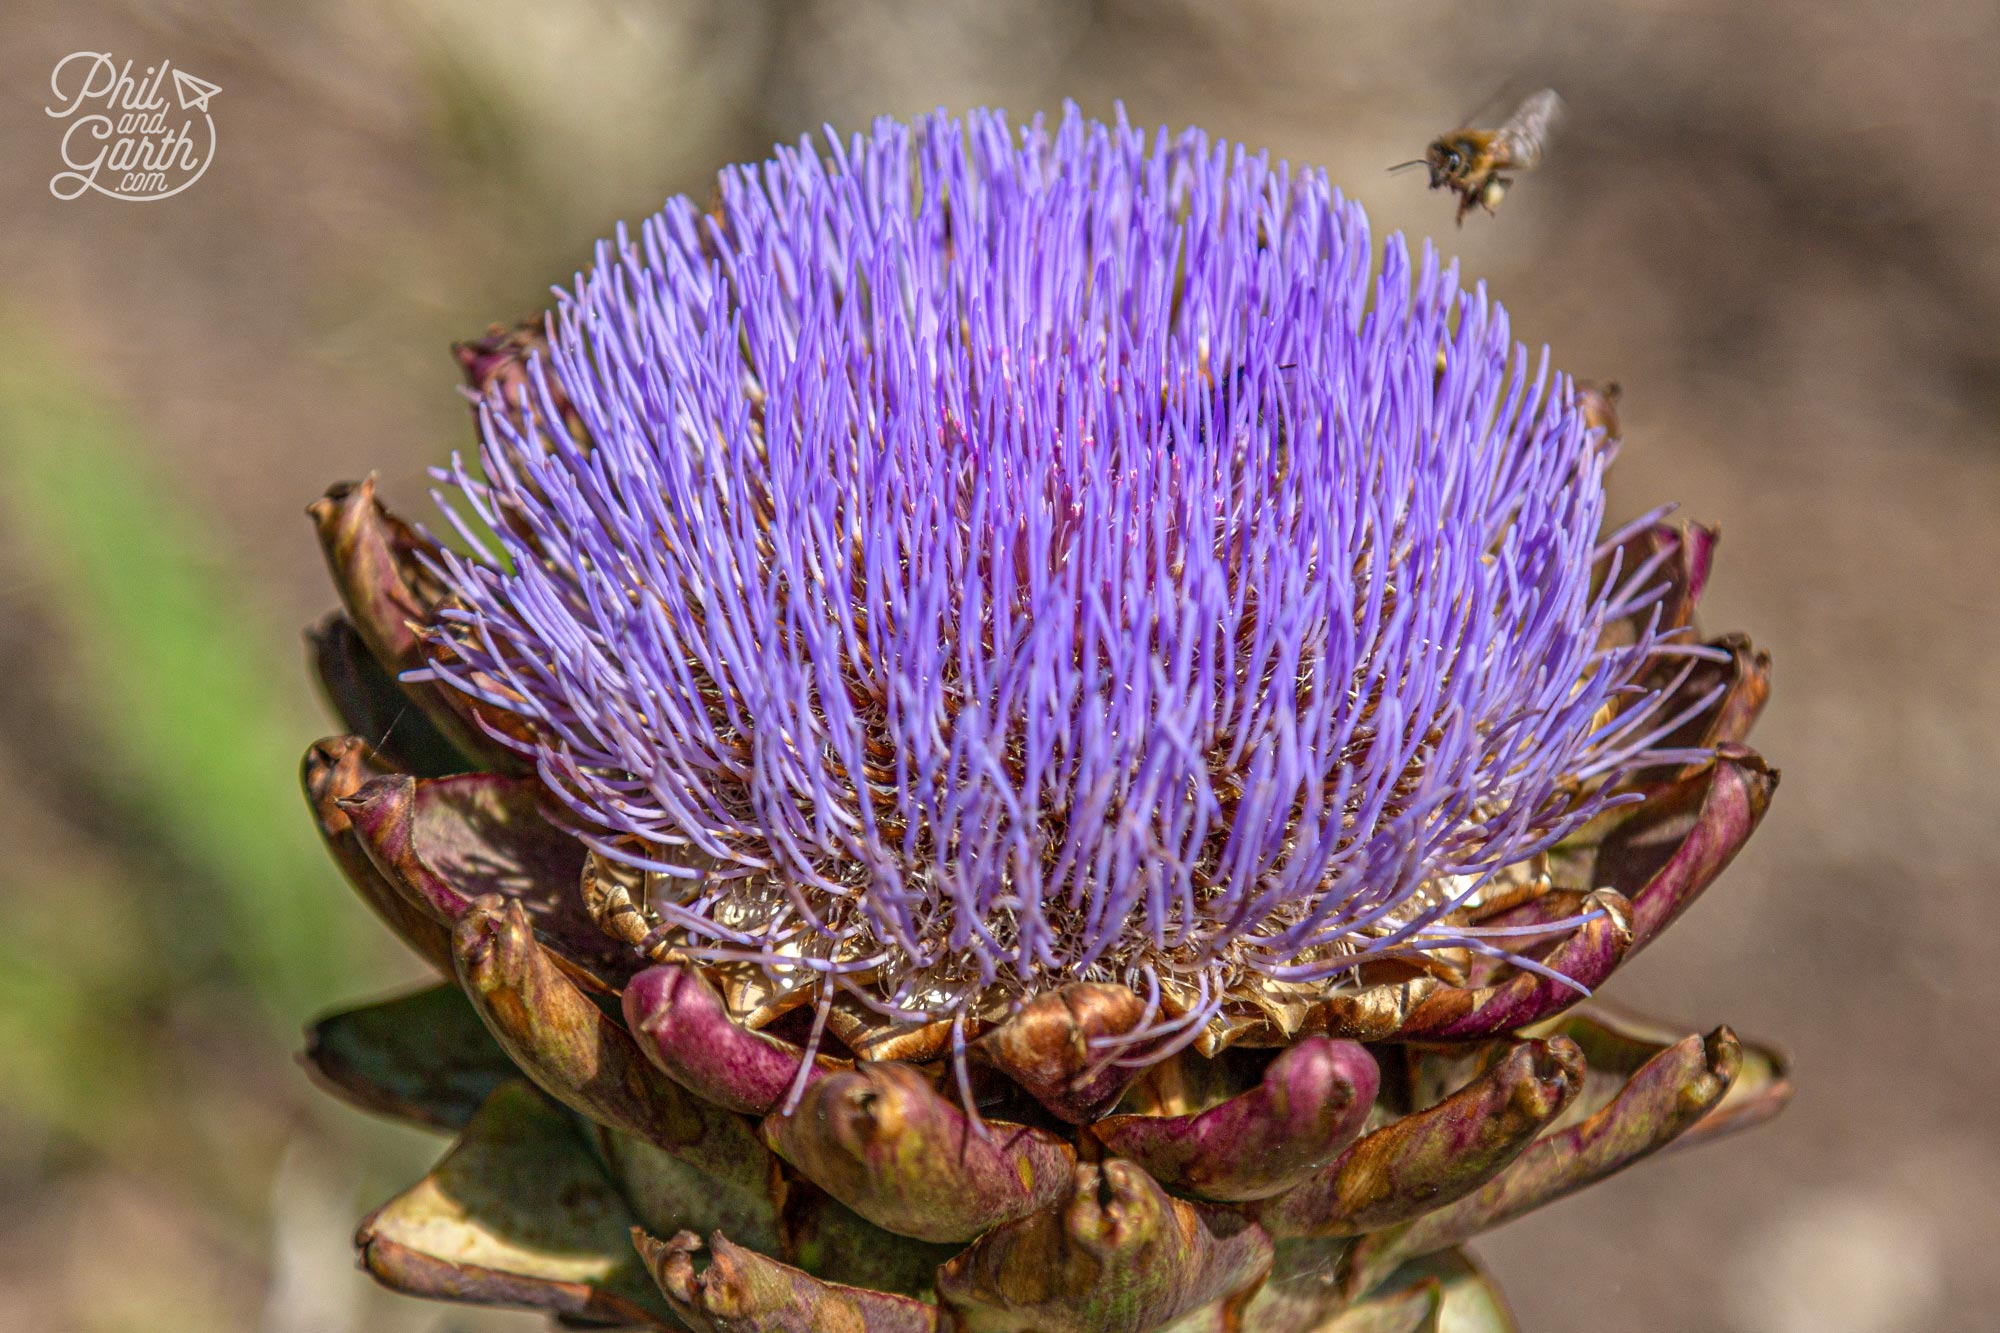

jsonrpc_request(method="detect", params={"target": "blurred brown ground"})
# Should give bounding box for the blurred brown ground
[1,2,1996,1330]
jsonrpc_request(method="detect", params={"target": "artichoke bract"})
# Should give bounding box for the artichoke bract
[301,107,1788,1332]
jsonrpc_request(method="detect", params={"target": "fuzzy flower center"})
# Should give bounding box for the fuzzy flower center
[420,107,1701,1052]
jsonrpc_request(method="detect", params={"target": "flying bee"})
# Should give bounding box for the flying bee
[1575,379,1622,443]
[1395,88,1566,224]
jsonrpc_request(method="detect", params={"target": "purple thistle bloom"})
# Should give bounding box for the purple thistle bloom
[415,106,1716,1066]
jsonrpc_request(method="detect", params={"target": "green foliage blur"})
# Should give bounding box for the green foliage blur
[0,344,465,1331]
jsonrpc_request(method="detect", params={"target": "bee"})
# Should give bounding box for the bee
[1396,88,1566,224]
[1575,379,1622,443]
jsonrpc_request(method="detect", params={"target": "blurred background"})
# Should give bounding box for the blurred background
[1,2,1995,1330]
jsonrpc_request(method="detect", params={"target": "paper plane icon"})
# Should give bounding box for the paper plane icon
[171,68,220,113]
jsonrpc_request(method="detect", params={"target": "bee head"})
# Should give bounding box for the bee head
[1424,138,1469,187]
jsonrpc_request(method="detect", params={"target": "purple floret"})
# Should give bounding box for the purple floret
[416,106,1713,1051]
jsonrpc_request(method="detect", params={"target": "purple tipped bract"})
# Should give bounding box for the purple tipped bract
[416,106,1711,1052]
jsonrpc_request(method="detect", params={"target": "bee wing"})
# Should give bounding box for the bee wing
[1495,88,1565,171]
[1450,77,1533,134]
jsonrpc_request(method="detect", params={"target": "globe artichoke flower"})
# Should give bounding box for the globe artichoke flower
[301,108,1789,1332]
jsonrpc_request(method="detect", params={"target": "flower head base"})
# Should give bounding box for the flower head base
[416,107,1714,1071]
